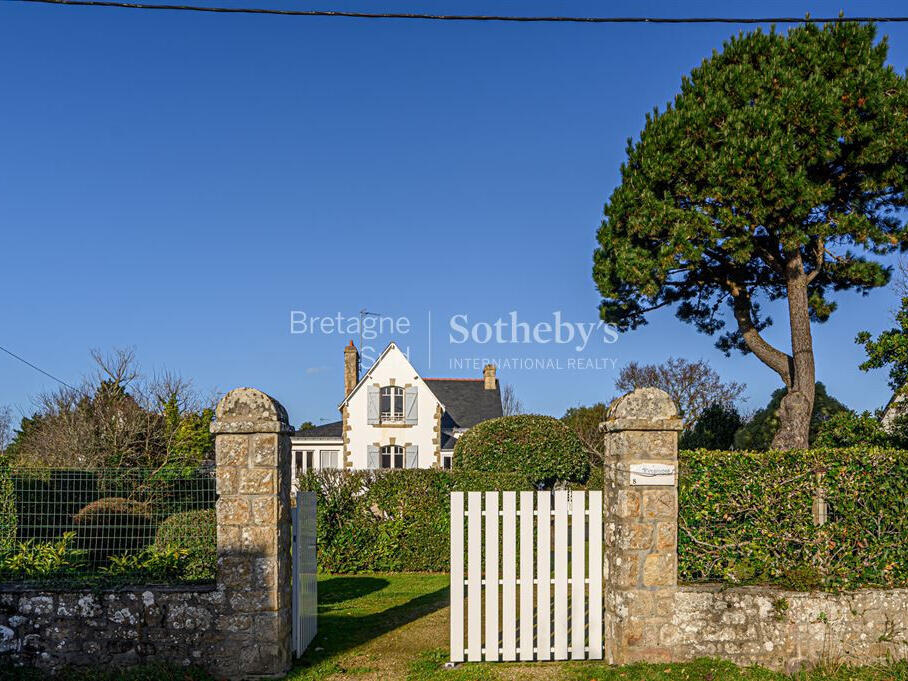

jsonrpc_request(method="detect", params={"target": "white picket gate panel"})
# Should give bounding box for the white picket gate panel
[292,491,318,657]
[449,490,603,663]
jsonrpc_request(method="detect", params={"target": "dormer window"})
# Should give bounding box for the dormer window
[380,386,404,423]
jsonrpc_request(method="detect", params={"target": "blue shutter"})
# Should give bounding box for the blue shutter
[367,386,380,425]
[404,386,418,425]
[405,445,418,469]
[367,445,380,470]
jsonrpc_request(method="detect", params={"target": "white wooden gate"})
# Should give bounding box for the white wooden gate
[450,490,603,663]
[292,490,318,657]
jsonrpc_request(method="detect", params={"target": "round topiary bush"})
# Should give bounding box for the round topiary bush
[453,414,589,487]
[154,508,216,581]
[73,497,154,564]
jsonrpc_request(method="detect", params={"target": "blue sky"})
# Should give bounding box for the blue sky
[1,0,907,427]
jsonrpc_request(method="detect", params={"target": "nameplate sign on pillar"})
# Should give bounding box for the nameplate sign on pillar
[629,463,676,486]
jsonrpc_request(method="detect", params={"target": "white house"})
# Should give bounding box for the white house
[290,341,503,482]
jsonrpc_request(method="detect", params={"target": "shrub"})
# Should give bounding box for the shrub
[73,497,155,564]
[453,414,589,487]
[101,546,191,583]
[680,403,742,450]
[299,469,531,573]
[0,532,87,581]
[0,462,16,552]
[154,509,216,582]
[679,447,908,590]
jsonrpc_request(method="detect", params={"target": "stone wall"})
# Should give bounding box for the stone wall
[0,387,296,680]
[603,388,908,671]
[669,585,908,672]
[0,586,223,669]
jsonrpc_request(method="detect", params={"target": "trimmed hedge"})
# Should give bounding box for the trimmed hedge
[453,414,589,487]
[154,509,216,582]
[72,497,155,564]
[679,447,908,590]
[298,469,531,573]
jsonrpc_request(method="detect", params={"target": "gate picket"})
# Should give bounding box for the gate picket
[449,490,602,664]
[484,492,499,662]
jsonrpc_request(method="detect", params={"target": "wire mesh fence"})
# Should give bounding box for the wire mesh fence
[0,465,217,587]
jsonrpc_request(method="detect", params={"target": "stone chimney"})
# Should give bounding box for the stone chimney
[483,363,497,390]
[344,341,359,396]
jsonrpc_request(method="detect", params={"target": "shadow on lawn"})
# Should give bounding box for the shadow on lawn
[316,576,391,605]
[295,583,449,670]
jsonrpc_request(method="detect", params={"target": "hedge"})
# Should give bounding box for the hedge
[298,469,531,573]
[453,414,589,487]
[678,447,908,590]
[154,509,216,582]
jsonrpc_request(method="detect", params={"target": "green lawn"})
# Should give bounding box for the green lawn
[290,574,908,681]
[3,573,907,680]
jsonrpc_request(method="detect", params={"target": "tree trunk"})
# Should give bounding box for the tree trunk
[771,255,816,450]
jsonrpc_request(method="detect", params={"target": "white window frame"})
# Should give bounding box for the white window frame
[319,449,339,470]
[380,444,405,469]
[379,386,405,423]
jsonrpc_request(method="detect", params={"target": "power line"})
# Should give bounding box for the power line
[0,344,79,392]
[5,0,908,24]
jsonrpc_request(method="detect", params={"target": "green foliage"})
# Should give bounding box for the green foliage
[101,546,191,583]
[0,532,86,579]
[453,414,589,487]
[162,398,215,472]
[857,296,908,393]
[154,509,216,582]
[813,411,896,448]
[298,469,531,573]
[733,382,848,450]
[679,447,908,590]
[594,21,907,340]
[72,497,155,563]
[297,421,317,432]
[0,459,16,552]
[680,403,743,450]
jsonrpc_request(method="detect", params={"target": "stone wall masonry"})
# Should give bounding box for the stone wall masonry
[669,585,908,672]
[0,387,296,680]
[0,586,223,669]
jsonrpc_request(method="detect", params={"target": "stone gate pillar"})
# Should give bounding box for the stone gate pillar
[210,387,293,679]
[602,388,682,663]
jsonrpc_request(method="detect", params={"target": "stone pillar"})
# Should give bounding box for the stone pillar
[210,388,293,679]
[602,388,682,664]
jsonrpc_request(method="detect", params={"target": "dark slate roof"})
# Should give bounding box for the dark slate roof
[294,421,343,438]
[425,379,503,429]
[440,431,457,451]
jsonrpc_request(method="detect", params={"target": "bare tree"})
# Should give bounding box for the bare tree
[10,349,216,469]
[501,383,523,416]
[0,406,12,453]
[615,357,745,428]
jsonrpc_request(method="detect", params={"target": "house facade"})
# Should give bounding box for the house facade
[290,341,502,482]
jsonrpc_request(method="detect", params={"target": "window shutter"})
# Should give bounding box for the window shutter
[405,445,418,469]
[404,386,418,425]
[367,445,379,470]
[367,386,380,425]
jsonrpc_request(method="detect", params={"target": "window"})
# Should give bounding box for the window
[379,386,404,422]
[294,450,314,474]
[319,450,339,469]
[380,445,404,469]
[442,454,452,470]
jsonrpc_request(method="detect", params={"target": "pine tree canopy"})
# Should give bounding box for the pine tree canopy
[594,22,908,361]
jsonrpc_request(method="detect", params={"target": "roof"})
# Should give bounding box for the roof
[294,420,343,438]
[338,342,418,410]
[425,378,503,429]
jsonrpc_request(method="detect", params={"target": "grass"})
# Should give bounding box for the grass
[289,574,908,681]
[3,574,908,680]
